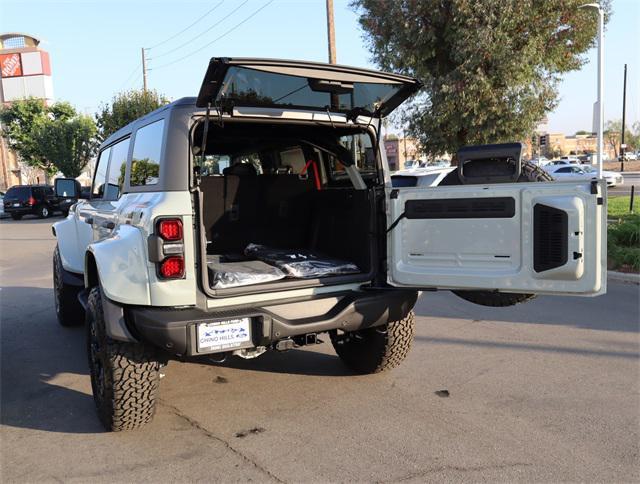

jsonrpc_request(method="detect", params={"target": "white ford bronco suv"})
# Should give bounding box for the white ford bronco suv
[52,58,606,431]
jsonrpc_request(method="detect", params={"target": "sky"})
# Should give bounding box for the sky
[1,0,638,135]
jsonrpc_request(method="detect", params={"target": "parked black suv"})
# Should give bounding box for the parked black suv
[3,184,75,220]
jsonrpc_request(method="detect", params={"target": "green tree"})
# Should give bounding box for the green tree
[353,0,610,157]
[604,119,639,156]
[0,99,78,175]
[129,158,160,186]
[96,89,169,141]
[33,114,97,178]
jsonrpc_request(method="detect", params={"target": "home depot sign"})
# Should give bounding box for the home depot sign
[0,53,22,78]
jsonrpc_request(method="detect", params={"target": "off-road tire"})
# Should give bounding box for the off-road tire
[330,311,415,374]
[86,286,161,431]
[10,213,22,220]
[445,159,553,308]
[53,246,84,326]
[37,204,50,218]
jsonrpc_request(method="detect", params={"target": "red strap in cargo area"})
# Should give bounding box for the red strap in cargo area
[301,159,322,191]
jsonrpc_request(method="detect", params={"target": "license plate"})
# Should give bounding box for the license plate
[197,318,251,352]
[13,203,19,207]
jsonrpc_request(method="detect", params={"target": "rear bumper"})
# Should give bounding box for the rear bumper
[4,206,33,215]
[116,289,418,357]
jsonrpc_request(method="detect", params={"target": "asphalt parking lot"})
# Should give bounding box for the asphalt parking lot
[1,218,638,482]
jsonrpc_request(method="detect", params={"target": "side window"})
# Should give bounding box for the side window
[92,147,112,199]
[130,120,164,186]
[556,167,571,173]
[104,138,130,200]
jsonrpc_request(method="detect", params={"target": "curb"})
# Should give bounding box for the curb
[608,271,640,284]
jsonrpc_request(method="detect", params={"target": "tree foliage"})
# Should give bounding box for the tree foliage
[129,158,160,186]
[353,0,611,156]
[96,89,169,141]
[33,114,97,178]
[604,119,639,154]
[0,98,91,176]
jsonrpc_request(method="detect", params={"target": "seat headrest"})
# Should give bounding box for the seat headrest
[223,163,257,177]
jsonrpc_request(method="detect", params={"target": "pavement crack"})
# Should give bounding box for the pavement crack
[390,462,532,482]
[159,400,285,483]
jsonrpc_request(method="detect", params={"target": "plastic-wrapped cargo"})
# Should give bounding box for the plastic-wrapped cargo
[207,256,286,288]
[244,244,360,278]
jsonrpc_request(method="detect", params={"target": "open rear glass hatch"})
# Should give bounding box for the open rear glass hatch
[196,57,422,118]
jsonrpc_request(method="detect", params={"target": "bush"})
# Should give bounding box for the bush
[608,212,640,272]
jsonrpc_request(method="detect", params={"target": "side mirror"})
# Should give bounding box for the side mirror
[54,178,81,199]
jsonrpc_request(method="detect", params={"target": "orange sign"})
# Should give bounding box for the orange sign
[0,53,22,78]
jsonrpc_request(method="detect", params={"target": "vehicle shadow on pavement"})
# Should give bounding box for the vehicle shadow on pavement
[195,347,356,377]
[414,287,640,333]
[1,287,104,434]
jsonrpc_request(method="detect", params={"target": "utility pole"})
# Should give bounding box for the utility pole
[620,63,627,172]
[326,0,336,64]
[141,47,148,92]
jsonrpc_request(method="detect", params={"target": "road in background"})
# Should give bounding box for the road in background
[1,218,639,482]
[609,172,639,198]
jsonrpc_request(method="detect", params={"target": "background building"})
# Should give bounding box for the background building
[0,32,54,190]
[384,136,424,170]
[537,132,616,160]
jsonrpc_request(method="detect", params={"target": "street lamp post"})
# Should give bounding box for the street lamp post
[580,3,604,179]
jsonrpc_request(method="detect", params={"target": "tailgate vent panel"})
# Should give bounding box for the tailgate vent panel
[534,204,568,272]
[405,197,515,219]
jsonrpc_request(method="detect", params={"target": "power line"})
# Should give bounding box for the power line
[149,0,249,60]
[117,64,141,91]
[147,0,225,50]
[129,72,144,90]
[150,0,274,71]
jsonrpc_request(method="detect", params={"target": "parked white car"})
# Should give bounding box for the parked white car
[581,165,624,186]
[544,164,623,186]
[391,167,455,187]
[559,155,581,164]
[530,156,550,166]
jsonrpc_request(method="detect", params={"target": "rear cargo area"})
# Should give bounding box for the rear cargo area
[195,121,378,293]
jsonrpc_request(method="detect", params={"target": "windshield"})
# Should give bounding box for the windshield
[217,66,405,116]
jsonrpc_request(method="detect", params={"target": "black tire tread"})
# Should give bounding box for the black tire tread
[331,311,415,374]
[53,246,84,327]
[87,287,160,431]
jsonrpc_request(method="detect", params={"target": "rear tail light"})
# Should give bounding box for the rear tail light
[159,256,185,279]
[27,196,36,206]
[154,218,186,280]
[158,219,183,241]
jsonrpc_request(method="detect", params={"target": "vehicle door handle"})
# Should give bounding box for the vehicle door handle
[101,221,115,230]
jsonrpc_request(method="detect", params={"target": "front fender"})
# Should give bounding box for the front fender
[87,224,151,305]
[53,215,84,273]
